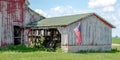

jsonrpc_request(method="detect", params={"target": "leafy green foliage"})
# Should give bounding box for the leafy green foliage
[0,44,56,52]
[39,36,45,48]
[29,36,45,48]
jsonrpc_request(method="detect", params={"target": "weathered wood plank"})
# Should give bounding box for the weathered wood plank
[64,15,112,52]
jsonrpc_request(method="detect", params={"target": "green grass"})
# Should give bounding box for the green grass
[0,45,56,52]
[0,38,120,60]
[0,45,120,60]
[112,38,120,44]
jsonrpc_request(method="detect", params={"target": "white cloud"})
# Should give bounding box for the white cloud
[88,0,117,12]
[112,27,120,37]
[34,6,93,17]
[118,10,120,16]
[111,16,120,26]
[51,6,75,14]
[49,6,88,17]
[102,6,115,12]
[50,6,80,16]
[101,14,120,37]
[101,14,120,27]
[34,9,50,17]
[88,0,117,8]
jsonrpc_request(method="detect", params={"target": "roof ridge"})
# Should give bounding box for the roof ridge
[46,13,94,19]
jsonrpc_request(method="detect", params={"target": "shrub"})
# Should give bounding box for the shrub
[29,36,45,48]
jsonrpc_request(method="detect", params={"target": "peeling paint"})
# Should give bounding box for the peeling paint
[0,0,43,46]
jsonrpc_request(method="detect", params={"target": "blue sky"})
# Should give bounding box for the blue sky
[29,0,120,37]
[29,0,88,10]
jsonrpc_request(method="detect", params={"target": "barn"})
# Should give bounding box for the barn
[0,0,115,52]
[26,13,115,52]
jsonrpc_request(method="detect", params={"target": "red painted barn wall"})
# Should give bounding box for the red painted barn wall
[0,0,14,46]
[0,0,44,46]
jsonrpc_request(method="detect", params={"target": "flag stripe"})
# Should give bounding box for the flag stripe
[74,24,82,44]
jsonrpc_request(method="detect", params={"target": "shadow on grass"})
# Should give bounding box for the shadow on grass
[0,45,56,52]
[76,48,120,54]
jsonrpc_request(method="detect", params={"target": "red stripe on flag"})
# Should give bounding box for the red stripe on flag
[74,25,82,44]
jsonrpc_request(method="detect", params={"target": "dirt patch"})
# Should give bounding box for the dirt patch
[112,44,120,46]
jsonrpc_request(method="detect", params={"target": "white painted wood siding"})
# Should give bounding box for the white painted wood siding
[66,15,112,46]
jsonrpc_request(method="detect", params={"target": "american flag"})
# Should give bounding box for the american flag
[74,24,82,44]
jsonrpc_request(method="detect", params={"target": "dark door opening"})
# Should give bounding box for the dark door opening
[14,26,22,45]
[43,28,61,49]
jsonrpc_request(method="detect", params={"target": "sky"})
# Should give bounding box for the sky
[29,0,120,37]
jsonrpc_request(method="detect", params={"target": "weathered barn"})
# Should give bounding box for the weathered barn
[0,0,45,46]
[27,13,115,52]
[0,0,115,52]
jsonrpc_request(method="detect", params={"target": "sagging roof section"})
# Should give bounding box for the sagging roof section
[26,13,115,28]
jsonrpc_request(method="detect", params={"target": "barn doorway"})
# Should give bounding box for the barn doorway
[14,26,23,45]
[28,28,61,49]
[43,28,61,49]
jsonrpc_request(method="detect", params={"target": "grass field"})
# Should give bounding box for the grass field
[0,49,119,60]
[112,38,120,44]
[0,38,120,60]
[0,45,120,60]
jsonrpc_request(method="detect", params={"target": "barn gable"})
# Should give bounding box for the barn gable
[66,15,112,52]
[0,0,45,46]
